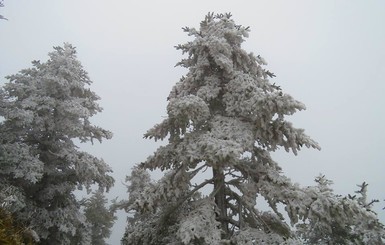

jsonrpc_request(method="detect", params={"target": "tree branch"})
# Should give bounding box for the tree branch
[161,177,213,221]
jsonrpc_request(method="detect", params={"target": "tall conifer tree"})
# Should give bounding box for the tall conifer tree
[120,13,384,244]
[0,43,114,244]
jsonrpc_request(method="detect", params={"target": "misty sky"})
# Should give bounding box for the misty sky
[1,1,384,244]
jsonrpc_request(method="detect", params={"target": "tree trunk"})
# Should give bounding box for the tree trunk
[212,167,228,236]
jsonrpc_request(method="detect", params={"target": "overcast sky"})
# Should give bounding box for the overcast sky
[1,1,384,244]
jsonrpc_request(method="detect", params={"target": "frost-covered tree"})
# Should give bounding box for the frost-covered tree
[0,43,114,244]
[119,13,385,245]
[295,177,384,244]
[82,190,116,245]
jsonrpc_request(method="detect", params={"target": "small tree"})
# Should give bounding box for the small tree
[83,190,116,245]
[120,13,385,244]
[0,43,114,244]
[294,177,384,244]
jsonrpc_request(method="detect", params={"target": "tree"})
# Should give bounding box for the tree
[82,190,116,245]
[0,43,114,244]
[295,177,384,244]
[120,13,385,244]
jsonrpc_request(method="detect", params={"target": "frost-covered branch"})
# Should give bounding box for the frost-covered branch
[162,177,213,219]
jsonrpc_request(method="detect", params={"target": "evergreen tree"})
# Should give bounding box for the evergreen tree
[120,13,385,244]
[295,178,384,244]
[83,190,116,245]
[0,43,114,244]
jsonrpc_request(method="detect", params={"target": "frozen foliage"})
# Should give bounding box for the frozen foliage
[295,177,385,244]
[177,198,222,244]
[120,13,385,244]
[0,43,114,244]
[115,167,192,244]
